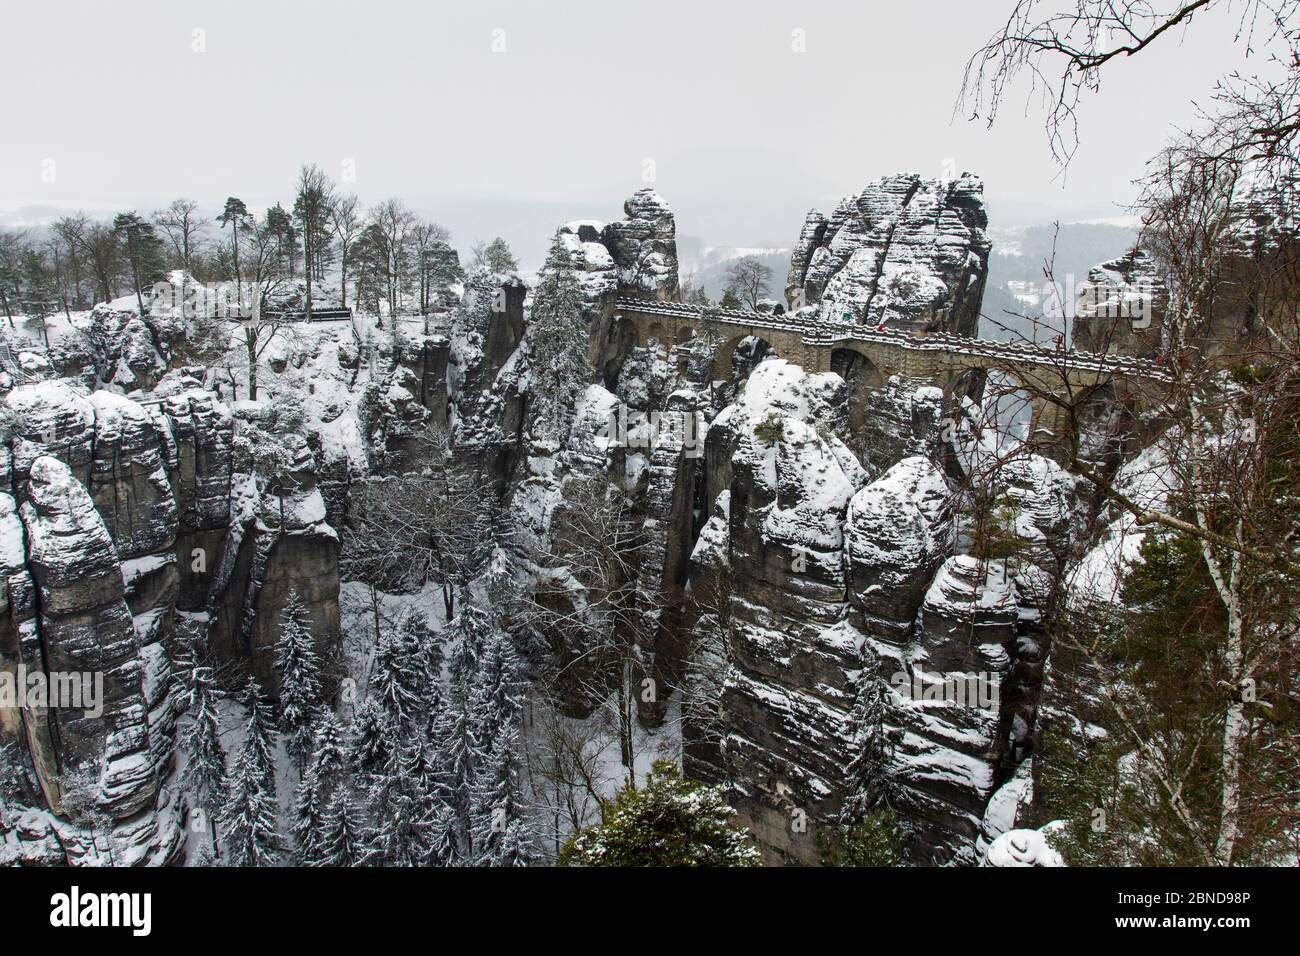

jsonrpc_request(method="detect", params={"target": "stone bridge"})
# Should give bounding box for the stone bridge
[615,298,1169,440]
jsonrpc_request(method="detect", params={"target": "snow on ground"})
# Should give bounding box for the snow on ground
[1065,437,1173,606]
[338,579,449,708]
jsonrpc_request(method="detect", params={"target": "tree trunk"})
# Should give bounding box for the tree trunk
[70,248,82,310]
[304,224,314,323]
[232,221,242,301]
[130,241,145,316]
[1214,584,1246,865]
[247,333,258,401]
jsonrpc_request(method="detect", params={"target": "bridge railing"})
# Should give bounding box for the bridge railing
[615,298,1168,381]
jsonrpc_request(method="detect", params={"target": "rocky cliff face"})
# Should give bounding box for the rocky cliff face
[1072,248,1167,357]
[495,182,1091,865]
[0,455,181,865]
[0,176,1165,868]
[786,173,991,334]
[0,369,341,864]
[606,187,680,303]
[447,271,529,492]
[683,355,1080,864]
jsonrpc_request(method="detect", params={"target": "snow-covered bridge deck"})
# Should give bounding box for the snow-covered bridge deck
[616,298,1167,381]
[615,297,1169,438]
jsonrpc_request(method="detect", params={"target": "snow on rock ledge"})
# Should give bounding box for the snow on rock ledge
[19,456,159,821]
[982,827,1066,867]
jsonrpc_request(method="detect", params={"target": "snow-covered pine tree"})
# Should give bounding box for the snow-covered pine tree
[240,677,278,790]
[400,732,441,804]
[369,630,421,732]
[469,619,536,864]
[191,844,217,867]
[815,676,905,866]
[348,696,393,781]
[221,746,281,867]
[528,240,589,443]
[445,603,489,694]
[291,768,328,865]
[842,675,895,822]
[470,720,537,866]
[317,790,368,867]
[178,663,227,856]
[466,625,533,864]
[433,603,493,859]
[363,742,434,867]
[427,802,459,867]
[274,590,324,767]
[469,627,526,757]
[308,710,349,792]
[399,610,444,723]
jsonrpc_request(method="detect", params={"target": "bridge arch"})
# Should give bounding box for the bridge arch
[830,346,886,390]
[709,333,779,385]
[613,299,1167,463]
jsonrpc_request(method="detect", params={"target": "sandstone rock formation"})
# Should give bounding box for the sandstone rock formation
[0,371,339,863]
[1072,247,1167,357]
[786,173,991,334]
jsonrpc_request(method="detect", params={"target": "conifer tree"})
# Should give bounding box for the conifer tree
[470,628,526,755]
[427,802,459,867]
[434,605,492,858]
[528,243,589,443]
[191,844,217,867]
[308,710,349,792]
[291,768,328,864]
[399,610,444,722]
[369,630,420,731]
[842,676,895,822]
[364,742,435,867]
[274,591,324,767]
[240,677,277,790]
[348,696,392,781]
[222,746,281,867]
[317,790,367,867]
[111,211,167,315]
[470,722,537,866]
[178,663,227,857]
[446,603,489,694]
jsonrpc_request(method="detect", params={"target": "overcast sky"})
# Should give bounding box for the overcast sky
[0,0,1255,261]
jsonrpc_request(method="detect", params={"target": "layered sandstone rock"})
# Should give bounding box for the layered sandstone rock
[0,369,339,862]
[19,455,157,818]
[208,429,341,697]
[700,361,867,863]
[786,173,991,334]
[1072,248,1167,357]
[448,271,529,491]
[604,187,680,302]
[84,304,175,391]
[151,372,235,610]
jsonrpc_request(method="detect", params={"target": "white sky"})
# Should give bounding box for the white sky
[0,0,1259,258]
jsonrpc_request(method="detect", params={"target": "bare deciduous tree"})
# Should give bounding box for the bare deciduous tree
[723,256,774,310]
